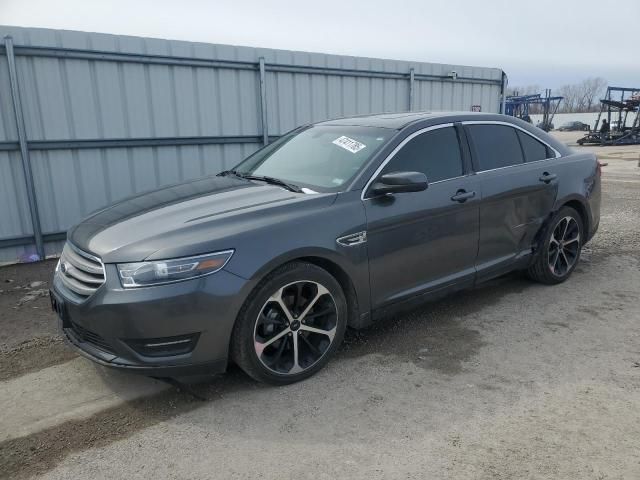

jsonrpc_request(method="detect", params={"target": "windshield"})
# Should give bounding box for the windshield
[233,125,394,192]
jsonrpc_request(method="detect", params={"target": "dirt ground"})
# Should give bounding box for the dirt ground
[0,260,77,382]
[1,131,639,479]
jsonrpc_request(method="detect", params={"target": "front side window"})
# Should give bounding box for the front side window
[467,124,524,171]
[517,130,552,162]
[381,127,463,183]
[234,126,394,192]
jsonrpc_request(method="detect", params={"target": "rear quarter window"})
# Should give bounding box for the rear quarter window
[517,130,553,162]
[467,124,524,171]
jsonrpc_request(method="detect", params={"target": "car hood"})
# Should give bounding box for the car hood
[68,175,335,263]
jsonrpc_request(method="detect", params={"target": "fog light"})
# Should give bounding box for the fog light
[126,333,200,357]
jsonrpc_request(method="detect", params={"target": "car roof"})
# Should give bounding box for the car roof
[316,111,572,157]
[316,111,504,129]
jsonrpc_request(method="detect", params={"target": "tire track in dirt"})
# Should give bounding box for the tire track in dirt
[0,370,256,480]
[0,336,77,382]
[0,388,202,480]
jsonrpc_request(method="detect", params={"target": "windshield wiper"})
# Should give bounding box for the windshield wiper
[216,169,241,177]
[217,170,302,193]
[237,174,303,193]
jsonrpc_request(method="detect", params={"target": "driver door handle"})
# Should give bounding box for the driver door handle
[451,190,476,203]
[539,172,557,183]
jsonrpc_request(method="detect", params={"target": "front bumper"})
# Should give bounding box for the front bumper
[52,264,249,377]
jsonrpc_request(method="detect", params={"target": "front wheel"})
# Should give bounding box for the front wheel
[230,262,347,385]
[528,206,583,285]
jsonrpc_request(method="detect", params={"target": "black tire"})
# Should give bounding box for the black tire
[527,206,584,285]
[230,261,347,385]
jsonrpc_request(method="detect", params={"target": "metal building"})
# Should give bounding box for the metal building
[0,25,506,263]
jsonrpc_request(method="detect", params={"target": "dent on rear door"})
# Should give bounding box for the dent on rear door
[476,162,557,273]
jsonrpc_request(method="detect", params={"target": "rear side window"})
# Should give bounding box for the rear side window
[382,127,463,182]
[467,125,524,170]
[517,130,553,162]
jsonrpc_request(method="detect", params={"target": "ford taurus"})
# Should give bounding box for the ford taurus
[51,112,601,384]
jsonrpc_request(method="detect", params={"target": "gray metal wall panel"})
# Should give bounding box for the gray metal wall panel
[0,57,18,141]
[0,25,503,263]
[0,151,32,238]
[25,143,261,237]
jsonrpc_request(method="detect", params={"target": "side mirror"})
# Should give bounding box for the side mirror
[370,171,428,196]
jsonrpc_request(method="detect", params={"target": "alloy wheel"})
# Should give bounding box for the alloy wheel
[253,280,338,375]
[548,216,580,276]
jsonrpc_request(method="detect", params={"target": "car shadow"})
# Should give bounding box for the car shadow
[338,272,532,375]
[0,272,540,479]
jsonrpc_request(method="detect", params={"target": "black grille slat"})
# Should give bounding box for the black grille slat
[70,321,113,353]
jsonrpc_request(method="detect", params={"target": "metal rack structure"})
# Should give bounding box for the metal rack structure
[505,89,563,131]
[577,86,640,146]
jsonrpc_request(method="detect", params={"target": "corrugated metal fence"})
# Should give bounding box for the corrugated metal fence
[0,26,505,263]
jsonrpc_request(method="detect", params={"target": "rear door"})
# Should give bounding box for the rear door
[465,123,559,280]
[364,124,480,309]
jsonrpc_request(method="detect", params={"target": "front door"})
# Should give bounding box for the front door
[364,125,480,310]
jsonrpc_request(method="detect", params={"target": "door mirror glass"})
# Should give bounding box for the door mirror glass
[371,171,428,196]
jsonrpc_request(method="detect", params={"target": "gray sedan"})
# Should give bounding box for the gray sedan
[51,112,601,384]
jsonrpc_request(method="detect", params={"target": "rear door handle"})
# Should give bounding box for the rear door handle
[451,190,476,203]
[539,172,557,183]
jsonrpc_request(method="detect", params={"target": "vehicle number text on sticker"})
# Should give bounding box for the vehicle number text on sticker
[332,136,366,153]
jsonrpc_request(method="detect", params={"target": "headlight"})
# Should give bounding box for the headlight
[117,250,234,288]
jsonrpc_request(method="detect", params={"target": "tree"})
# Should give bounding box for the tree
[557,78,607,113]
[509,78,608,114]
[581,77,607,111]
[557,84,580,112]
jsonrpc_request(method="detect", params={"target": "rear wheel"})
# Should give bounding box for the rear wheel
[528,206,583,284]
[231,262,347,385]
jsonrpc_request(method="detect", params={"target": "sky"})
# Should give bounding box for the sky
[1,0,638,90]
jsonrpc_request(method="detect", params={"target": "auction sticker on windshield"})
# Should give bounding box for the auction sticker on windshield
[332,136,366,153]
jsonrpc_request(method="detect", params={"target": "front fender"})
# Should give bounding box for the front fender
[222,191,370,322]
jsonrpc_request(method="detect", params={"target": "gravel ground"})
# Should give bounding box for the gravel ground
[1,133,639,479]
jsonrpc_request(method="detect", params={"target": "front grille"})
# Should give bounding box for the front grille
[70,321,113,353]
[57,243,105,299]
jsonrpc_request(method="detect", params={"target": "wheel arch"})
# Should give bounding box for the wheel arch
[562,199,589,235]
[230,248,364,333]
[297,255,360,329]
[532,197,589,259]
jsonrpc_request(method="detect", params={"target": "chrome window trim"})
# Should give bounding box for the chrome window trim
[461,120,562,170]
[361,123,455,200]
[472,156,556,175]
[360,120,563,200]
